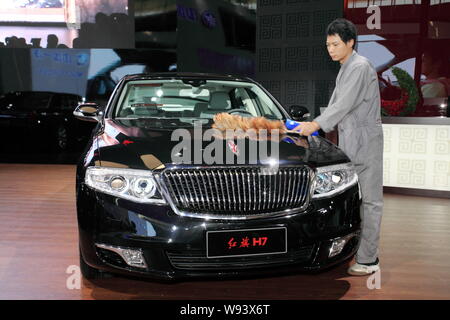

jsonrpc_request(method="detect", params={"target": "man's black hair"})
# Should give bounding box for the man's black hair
[326,18,357,49]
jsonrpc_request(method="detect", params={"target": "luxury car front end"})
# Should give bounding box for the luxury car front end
[75,73,361,281]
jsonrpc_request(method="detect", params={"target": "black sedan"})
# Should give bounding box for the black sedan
[75,73,361,281]
[0,91,95,152]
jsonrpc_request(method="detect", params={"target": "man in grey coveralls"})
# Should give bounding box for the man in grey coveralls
[300,18,383,276]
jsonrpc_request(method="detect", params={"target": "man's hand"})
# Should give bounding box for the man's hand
[299,121,321,136]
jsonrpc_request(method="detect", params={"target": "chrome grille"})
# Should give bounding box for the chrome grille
[160,166,311,218]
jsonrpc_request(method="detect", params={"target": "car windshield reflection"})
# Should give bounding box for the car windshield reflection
[112,79,285,127]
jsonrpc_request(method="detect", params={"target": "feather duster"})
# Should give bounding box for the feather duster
[212,113,288,135]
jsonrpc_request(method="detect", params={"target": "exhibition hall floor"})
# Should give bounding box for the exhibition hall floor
[0,164,449,300]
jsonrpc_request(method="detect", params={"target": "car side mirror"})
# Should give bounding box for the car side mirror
[288,105,310,121]
[73,103,103,122]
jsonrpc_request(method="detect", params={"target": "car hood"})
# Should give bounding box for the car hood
[94,119,349,170]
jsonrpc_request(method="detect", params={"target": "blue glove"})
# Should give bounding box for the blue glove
[282,136,296,144]
[285,119,318,136]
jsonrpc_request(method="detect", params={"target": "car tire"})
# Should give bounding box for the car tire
[79,247,112,280]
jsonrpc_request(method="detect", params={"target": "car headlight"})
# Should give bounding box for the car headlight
[312,163,358,199]
[85,167,166,204]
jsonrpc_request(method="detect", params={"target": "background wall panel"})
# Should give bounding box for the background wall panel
[256,0,342,115]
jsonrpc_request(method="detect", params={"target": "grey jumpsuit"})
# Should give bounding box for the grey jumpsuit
[314,50,383,264]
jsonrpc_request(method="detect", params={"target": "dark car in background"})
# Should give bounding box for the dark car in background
[0,91,96,152]
[75,73,361,281]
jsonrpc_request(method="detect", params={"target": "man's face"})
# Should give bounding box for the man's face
[326,34,354,64]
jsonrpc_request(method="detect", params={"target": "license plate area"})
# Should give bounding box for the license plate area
[206,227,287,258]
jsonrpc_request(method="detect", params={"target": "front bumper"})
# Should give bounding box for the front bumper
[77,183,361,280]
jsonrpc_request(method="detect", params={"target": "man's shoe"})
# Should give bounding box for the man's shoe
[347,258,380,276]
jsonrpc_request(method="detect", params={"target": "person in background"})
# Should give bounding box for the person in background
[46,34,59,48]
[299,18,383,276]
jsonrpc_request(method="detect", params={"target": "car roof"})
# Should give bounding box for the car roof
[122,72,255,83]
[5,91,81,97]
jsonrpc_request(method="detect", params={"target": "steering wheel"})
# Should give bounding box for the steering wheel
[227,109,253,116]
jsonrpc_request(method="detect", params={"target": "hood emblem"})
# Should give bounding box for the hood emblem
[227,140,239,156]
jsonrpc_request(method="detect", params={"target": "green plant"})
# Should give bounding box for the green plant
[391,67,419,116]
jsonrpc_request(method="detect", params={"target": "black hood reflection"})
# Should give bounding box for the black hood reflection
[94,118,350,170]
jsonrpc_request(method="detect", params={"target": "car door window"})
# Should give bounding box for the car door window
[233,87,259,116]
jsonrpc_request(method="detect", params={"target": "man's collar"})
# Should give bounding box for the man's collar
[341,50,356,67]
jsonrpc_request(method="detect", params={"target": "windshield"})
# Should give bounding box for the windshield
[112,79,285,127]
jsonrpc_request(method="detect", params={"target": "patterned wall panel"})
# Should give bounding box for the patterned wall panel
[286,12,310,39]
[258,48,282,72]
[285,80,308,105]
[256,0,342,115]
[260,80,282,102]
[285,46,309,72]
[312,10,339,36]
[314,79,335,110]
[259,14,283,40]
[382,124,450,191]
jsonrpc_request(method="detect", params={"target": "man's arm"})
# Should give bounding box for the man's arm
[301,63,371,136]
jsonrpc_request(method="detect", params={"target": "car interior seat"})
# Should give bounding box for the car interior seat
[200,92,231,118]
[193,102,208,117]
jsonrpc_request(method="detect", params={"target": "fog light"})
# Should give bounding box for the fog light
[329,233,358,258]
[329,238,347,258]
[95,243,147,269]
[121,249,146,268]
